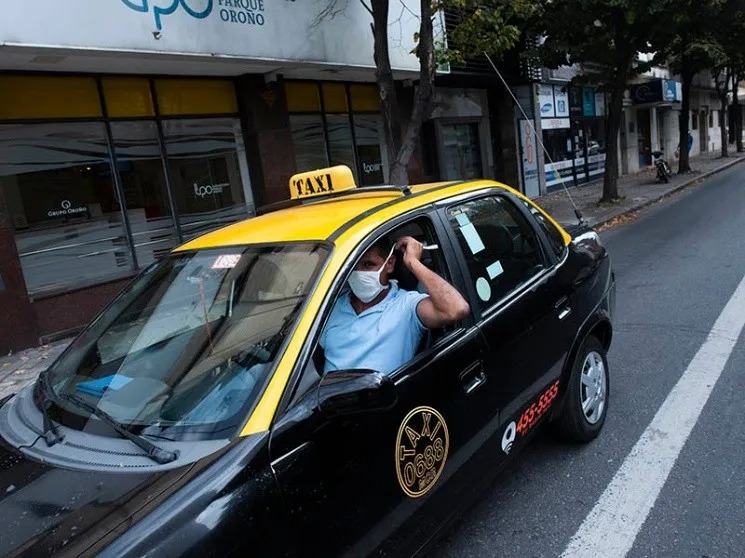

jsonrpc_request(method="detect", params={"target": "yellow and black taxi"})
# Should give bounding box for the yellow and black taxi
[0,165,615,557]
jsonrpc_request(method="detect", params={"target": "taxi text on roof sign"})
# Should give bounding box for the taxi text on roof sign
[289,165,357,200]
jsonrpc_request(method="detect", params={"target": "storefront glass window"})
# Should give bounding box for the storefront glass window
[326,115,356,172]
[110,121,178,267]
[163,118,251,241]
[585,119,607,180]
[353,115,386,185]
[286,81,387,185]
[441,123,482,180]
[290,115,328,173]
[0,122,134,295]
[542,128,574,190]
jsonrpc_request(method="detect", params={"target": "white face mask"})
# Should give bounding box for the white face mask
[348,246,395,303]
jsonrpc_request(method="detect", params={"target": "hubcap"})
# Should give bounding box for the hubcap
[579,351,606,424]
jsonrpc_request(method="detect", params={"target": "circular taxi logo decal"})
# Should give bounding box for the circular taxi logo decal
[395,406,449,498]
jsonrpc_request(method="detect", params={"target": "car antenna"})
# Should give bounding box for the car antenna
[483,52,585,226]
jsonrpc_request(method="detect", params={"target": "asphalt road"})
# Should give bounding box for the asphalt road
[431,163,745,558]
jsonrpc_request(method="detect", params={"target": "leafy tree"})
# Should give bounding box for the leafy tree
[659,0,731,172]
[316,0,530,185]
[723,0,745,152]
[531,0,672,203]
[707,0,745,156]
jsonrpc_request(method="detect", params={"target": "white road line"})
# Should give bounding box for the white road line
[561,273,745,558]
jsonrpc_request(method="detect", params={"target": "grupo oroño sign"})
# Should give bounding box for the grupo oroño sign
[48,200,87,218]
[0,0,422,72]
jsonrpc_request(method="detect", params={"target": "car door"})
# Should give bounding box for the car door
[268,212,497,558]
[437,193,571,455]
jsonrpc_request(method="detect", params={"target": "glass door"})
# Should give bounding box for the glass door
[440,122,483,180]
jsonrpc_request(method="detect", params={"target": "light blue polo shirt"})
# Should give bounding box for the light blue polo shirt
[320,282,428,375]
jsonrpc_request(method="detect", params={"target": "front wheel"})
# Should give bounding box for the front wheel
[555,335,609,442]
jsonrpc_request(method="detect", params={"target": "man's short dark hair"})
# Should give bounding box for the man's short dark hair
[370,236,392,259]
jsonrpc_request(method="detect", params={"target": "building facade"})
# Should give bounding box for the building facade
[0,0,426,352]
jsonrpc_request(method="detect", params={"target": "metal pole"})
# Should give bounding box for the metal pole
[149,79,183,242]
[97,78,140,272]
[346,83,361,183]
[318,83,333,167]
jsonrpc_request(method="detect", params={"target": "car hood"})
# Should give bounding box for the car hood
[0,387,245,557]
[0,441,203,557]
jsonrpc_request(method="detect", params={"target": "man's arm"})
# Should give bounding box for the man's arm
[395,236,470,329]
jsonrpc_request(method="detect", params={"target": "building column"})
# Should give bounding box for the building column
[650,108,659,152]
[236,75,297,208]
[0,188,38,353]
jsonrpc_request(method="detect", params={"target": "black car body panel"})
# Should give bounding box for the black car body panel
[0,429,291,558]
[0,178,615,558]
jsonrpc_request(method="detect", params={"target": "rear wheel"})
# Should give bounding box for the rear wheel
[555,335,609,442]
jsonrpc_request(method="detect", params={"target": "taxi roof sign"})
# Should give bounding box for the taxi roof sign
[289,165,357,200]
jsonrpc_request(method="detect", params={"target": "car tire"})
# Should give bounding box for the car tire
[555,335,609,443]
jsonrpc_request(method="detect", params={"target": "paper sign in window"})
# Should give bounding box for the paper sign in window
[454,213,485,255]
[487,260,504,279]
[212,254,241,269]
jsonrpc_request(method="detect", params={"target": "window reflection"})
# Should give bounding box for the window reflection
[110,121,178,267]
[353,115,386,186]
[326,114,355,172]
[290,115,328,173]
[164,118,252,241]
[0,122,134,295]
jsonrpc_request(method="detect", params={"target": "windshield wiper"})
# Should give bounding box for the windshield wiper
[37,371,65,447]
[59,393,179,465]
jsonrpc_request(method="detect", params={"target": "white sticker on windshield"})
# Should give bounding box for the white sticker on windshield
[211,254,241,269]
[487,260,504,279]
[476,277,491,302]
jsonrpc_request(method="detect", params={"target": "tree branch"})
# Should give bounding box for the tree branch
[359,0,373,17]
[312,0,350,28]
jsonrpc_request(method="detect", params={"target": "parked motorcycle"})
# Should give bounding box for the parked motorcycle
[652,150,673,183]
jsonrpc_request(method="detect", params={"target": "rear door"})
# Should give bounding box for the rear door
[268,211,498,558]
[437,192,571,455]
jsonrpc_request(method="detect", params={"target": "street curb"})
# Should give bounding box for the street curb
[588,155,745,229]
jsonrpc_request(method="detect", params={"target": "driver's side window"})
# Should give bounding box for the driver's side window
[292,216,453,401]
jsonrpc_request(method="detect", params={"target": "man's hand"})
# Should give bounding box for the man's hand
[395,236,470,329]
[395,236,423,269]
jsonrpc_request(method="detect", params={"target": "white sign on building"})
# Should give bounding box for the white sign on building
[0,0,422,72]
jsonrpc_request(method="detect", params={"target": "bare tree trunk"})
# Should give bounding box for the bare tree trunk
[600,78,626,202]
[678,57,694,173]
[371,0,403,181]
[370,0,435,186]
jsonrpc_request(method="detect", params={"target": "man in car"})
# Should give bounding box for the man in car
[319,235,470,375]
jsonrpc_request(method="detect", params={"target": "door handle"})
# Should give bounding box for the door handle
[558,306,572,320]
[555,296,572,320]
[460,362,486,395]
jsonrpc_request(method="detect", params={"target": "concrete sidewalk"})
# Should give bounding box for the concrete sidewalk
[2,149,744,401]
[537,150,745,229]
[0,338,70,400]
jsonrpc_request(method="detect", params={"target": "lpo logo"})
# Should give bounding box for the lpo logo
[121,0,213,31]
[194,183,225,198]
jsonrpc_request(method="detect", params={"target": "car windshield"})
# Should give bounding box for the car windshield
[40,242,329,441]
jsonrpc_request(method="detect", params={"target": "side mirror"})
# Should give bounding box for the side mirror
[317,369,397,417]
